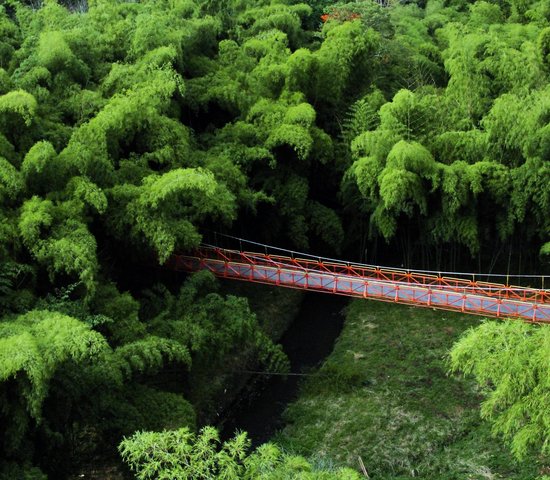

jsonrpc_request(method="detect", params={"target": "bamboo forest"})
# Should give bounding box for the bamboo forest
[0,0,549,478]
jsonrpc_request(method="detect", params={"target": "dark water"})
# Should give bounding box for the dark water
[220,292,348,445]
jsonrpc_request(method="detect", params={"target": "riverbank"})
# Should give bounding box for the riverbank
[275,300,543,479]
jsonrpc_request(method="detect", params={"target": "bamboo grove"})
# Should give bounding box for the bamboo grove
[0,0,548,478]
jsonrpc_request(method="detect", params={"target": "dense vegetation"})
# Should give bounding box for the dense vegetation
[0,0,548,478]
[119,427,360,479]
[277,301,546,479]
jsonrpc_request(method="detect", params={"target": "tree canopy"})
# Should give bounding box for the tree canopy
[449,321,550,461]
[0,0,548,477]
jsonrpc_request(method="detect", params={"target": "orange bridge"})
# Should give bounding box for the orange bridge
[167,243,550,324]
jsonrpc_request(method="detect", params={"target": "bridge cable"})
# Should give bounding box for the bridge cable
[200,245,547,295]
[201,231,549,284]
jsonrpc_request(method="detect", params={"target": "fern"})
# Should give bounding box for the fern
[342,90,385,145]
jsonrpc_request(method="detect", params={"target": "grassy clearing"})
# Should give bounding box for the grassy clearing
[276,300,542,479]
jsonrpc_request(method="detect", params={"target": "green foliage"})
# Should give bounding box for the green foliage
[308,201,345,252]
[37,31,74,73]
[114,337,191,380]
[145,270,290,377]
[0,156,24,201]
[119,427,248,480]
[120,384,197,433]
[0,311,107,409]
[538,27,550,69]
[346,37,549,253]
[0,273,266,470]
[90,283,144,344]
[0,462,46,480]
[0,310,107,449]
[0,261,34,316]
[315,20,380,112]
[66,176,107,214]
[0,0,548,476]
[449,321,550,460]
[119,426,361,480]
[18,196,98,292]
[0,89,36,126]
[342,89,386,145]
[277,301,544,479]
[469,2,504,26]
[21,141,58,188]
[108,168,235,262]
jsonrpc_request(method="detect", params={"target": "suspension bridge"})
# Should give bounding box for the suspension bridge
[166,236,550,324]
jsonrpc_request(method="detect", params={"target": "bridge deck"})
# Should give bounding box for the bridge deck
[167,247,550,324]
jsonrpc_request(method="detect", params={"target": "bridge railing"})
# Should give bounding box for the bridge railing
[165,249,550,323]
[189,247,550,305]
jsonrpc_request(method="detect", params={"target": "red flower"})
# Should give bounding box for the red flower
[320,14,330,22]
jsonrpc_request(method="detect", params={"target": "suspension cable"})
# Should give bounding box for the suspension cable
[201,232,549,282]
[198,246,548,294]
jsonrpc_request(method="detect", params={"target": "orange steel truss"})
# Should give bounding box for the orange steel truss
[166,247,550,324]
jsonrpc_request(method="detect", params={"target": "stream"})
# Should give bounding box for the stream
[220,292,348,446]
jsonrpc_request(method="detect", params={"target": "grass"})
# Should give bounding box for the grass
[275,300,543,479]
